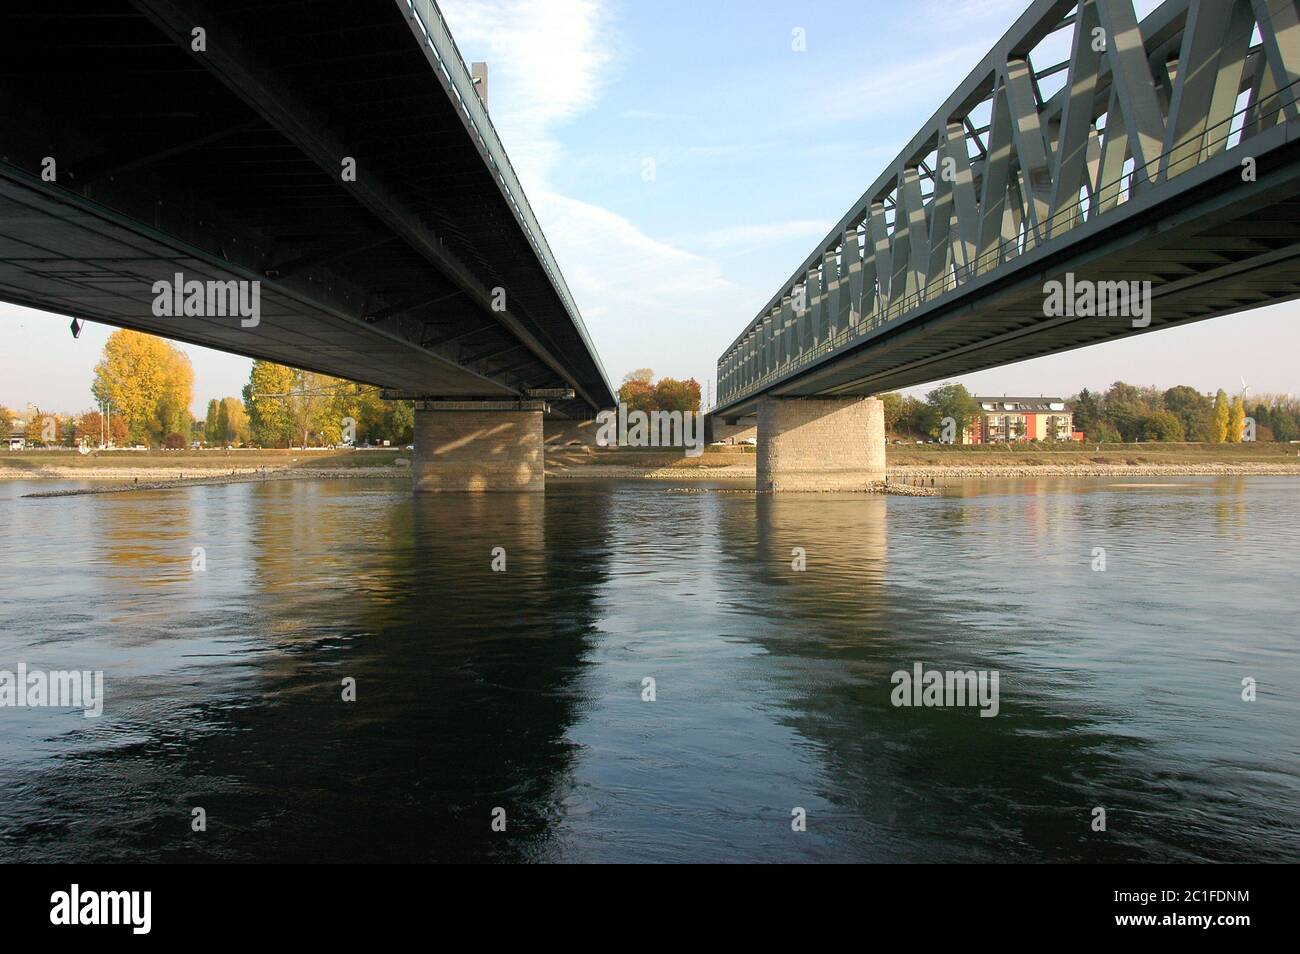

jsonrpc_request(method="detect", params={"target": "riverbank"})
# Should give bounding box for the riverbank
[18,468,401,497]
[5,442,1299,488]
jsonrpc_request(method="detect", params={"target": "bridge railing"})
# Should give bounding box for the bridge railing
[717,0,1300,408]
[718,68,1300,409]
[405,0,610,391]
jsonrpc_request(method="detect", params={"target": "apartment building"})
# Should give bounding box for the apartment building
[965,396,1080,444]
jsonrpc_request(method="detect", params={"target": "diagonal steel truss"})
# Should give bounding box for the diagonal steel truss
[717,0,1300,406]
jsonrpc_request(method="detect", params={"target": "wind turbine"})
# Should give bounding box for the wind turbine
[1240,375,1250,405]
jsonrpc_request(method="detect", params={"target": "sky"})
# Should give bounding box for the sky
[2,0,1295,417]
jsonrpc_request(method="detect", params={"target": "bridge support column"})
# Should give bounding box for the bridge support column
[412,400,545,492]
[756,395,885,492]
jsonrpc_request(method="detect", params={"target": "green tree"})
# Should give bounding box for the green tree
[1103,381,1159,441]
[1211,389,1230,442]
[1072,388,1102,438]
[1162,385,1213,442]
[1138,409,1185,441]
[152,390,192,446]
[203,399,221,445]
[216,399,231,445]
[901,396,937,437]
[1092,419,1124,443]
[923,383,981,439]
[879,392,905,433]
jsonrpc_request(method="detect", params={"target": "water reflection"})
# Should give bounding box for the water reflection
[0,477,1296,862]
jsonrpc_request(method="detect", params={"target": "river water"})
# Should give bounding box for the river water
[0,476,1296,862]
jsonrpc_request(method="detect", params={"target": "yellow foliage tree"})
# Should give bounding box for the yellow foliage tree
[91,330,193,445]
[1211,389,1230,443]
[220,396,250,445]
[1228,395,1246,443]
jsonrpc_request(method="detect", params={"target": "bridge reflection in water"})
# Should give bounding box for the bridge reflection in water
[0,478,1295,862]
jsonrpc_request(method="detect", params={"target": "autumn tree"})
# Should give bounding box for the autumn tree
[654,377,701,412]
[220,396,249,445]
[618,378,656,414]
[1212,389,1230,442]
[24,410,53,446]
[243,361,296,447]
[74,411,103,446]
[328,383,411,446]
[616,370,701,415]
[243,362,363,447]
[91,329,194,446]
[1228,395,1246,443]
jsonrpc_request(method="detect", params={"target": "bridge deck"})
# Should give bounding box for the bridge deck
[0,0,613,415]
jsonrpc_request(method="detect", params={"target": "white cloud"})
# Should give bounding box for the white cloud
[689,220,836,253]
[439,0,738,383]
[534,190,738,380]
[438,0,612,188]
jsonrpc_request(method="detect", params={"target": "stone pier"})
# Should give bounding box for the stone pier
[412,400,545,492]
[755,395,885,491]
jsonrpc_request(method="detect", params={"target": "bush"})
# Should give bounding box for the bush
[162,432,187,449]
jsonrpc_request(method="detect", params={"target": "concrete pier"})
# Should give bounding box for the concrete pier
[412,400,545,492]
[756,396,885,492]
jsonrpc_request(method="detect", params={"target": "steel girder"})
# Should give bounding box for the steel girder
[716,0,1300,411]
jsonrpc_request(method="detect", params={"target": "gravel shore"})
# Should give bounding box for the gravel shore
[889,462,1300,477]
[13,467,402,497]
[8,459,1299,498]
[548,461,1300,480]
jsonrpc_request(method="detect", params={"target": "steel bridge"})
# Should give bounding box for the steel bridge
[715,0,1300,420]
[0,0,613,419]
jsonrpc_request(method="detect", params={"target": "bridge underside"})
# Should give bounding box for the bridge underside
[720,132,1300,420]
[0,0,612,418]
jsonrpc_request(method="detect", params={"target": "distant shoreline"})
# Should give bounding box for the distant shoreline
[6,442,1300,494]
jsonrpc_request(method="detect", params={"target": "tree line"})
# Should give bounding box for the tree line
[3,329,413,449]
[241,360,412,448]
[616,368,702,413]
[877,381,1298,442]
